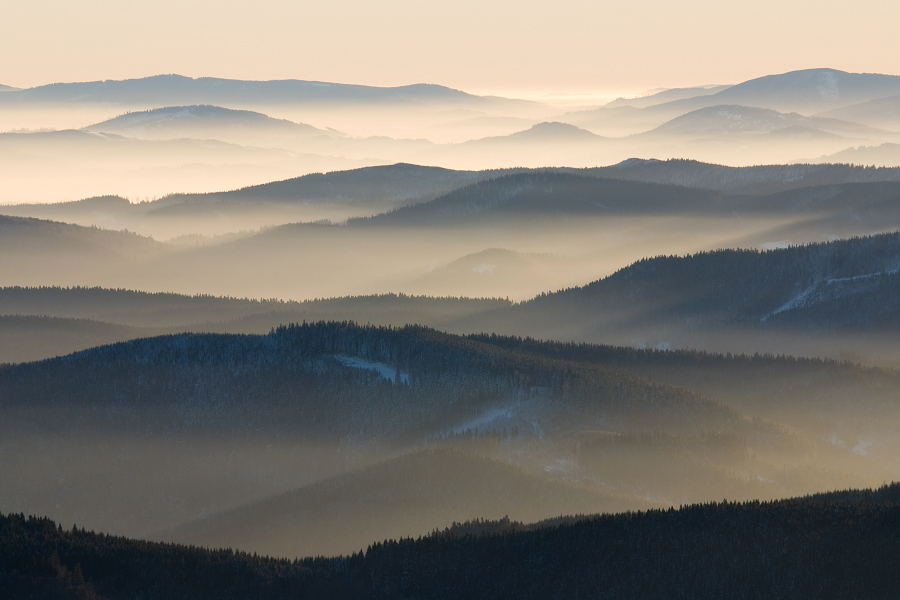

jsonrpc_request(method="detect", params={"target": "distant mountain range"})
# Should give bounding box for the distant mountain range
[8,68,900,207]
[814,142,900,166]
[646,104,893,140]
[633,69,900,117]
[563,69,900,139]
[0,74,538,111]
[7,159,900,229]
[5,166,900,304]
[7,68,900,117]
[818,94,900,130]
[468,121,603,144]
[605,85,733,109]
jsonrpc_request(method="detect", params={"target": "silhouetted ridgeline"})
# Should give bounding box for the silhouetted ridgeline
[155,163,511,208]
[3,484,900,599]
[353,171,900,231]
[6,160,900,221]
[0,287,507,327]
[0,75,501,107]
[0,322,727,440]
[591,158,900,195]
[462,231,900,337]
[353,172,724,226]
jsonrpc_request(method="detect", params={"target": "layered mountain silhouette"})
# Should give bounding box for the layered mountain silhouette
[452,231,900,360]
[644,69,900,116]
[0,322,882,547]
[646,105,892,139]
[604,84,733,109]
[814,142,900,166]
[817,94,900,131]
[83,105,338,140]
[0,74,528,109]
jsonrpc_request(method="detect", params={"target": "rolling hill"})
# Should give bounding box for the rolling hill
[468,122,603,144]
[646,68,900,117]
[590,158,900,194]
[0,215,170,286]
[451,231,900,361]
[604,85,733,109]
[0,315,159,364]
[817,94,900,131]
[160,449,643,558]
[358,172,724,226]
[0,321,870,546]
[812,142,900,167]
[563,69,900,138]
[4,485,900,599]
[647,105,891,139]
[83,105,337,141]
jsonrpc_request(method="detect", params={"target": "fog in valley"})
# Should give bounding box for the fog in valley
[3,67,900,567]
[5,69,900,205]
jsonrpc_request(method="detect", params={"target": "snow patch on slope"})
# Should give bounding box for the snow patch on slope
[760,269,899,322]
[333,355,409,383]
[472,263,497,274]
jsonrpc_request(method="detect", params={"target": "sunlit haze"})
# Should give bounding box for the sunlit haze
[3,0,898,96]
[4,2,900,593]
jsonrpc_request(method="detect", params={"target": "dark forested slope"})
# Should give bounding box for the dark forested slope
[455,231,900,339]
[591,158,900,194]
[3,484,900,600]
[154,163,507,208]
[0,322,739,440]
[358,172,725,226]
[3,322,865,545]
[0,287,509,363]
[358,171,900,229]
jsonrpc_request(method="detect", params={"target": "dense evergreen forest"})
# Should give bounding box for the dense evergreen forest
[1,321,893,552]
[0,286,506,328]
[453,231,900,343]
[355,171,900,226]
[5,160,899,224]
[3,484,900,599]
[0,321,733,440]
[588,158,900,195]
[0,288,509,362]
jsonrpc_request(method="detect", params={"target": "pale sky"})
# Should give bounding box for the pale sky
[4,0,899,98]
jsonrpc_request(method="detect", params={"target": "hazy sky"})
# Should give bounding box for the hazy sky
[4,0,899,98]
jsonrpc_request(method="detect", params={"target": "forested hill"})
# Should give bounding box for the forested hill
[2,321,893,552]
[3,483,900,599]
[588,158,900,195]
[456,231,900,340]
[0,287,508,328]
[357,172,725,225]
[153,163,511,208]
[3,160,900,224]
[355,171,900,226]
[0,322,735,440]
